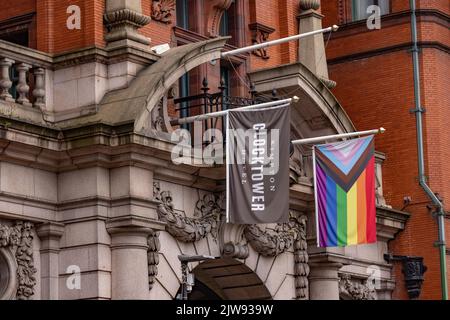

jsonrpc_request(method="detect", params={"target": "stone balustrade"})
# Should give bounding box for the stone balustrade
[0,40,52,110]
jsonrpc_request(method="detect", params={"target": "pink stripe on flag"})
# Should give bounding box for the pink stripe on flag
[325,138,365,166]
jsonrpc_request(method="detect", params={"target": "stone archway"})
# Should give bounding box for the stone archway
[0,248,18,300]
[184,258,272,300]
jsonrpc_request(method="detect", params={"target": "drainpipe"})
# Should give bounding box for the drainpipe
[409,0,448,300]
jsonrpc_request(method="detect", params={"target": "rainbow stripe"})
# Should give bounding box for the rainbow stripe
[314,136,376,247]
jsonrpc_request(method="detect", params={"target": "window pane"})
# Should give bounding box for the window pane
[352,0,370,21]
[352,0,390,21]
[378,0,390,15]
[179,73,190,130]
[176,0,189,29]
[219,10,229,36]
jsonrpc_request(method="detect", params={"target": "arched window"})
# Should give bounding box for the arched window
[219,9,229,37]
[0,251,8,298]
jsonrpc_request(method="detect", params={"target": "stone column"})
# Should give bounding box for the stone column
[298,0,336,88]
[32,67,46,109]
[0,58,15,102]
[36,222,65,300]
[308,252,349,300]
[309,262,342,300]
[104,0,151,49]
[107,217,164,300]
[16,63,32,107]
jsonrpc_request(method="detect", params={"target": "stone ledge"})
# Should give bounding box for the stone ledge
[106,215,165,233]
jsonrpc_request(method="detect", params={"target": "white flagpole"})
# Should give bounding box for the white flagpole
[221,25,339,58]
[292,128,386,145]
[312,145,320,247]
[172,96,299,126]
[225,112,230,224]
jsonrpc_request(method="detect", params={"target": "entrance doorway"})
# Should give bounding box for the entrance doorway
[178,258,272,300]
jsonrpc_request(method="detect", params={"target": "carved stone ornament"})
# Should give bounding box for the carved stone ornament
[103,8,151,45]
[0,221,37,300]
[151,96,171,132]
[219,223,249,260]
[249,23,276,59]
[289,154,311,185]
[244,213,309,300]
[147,230,160,290]
[152,0,175,24]
[152,183,310,299]
[205,0,234,37]
[339,274,377,300]
[153,182,222,243]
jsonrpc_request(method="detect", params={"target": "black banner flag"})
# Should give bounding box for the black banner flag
[226,105,290,224]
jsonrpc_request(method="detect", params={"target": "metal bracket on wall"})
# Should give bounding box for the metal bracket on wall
[384,254,427,300]
[409,106,426,114]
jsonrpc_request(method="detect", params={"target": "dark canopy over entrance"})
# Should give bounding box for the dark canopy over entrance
[184,258,271,300]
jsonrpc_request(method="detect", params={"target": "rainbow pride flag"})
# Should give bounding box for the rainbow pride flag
[313,136,376,247]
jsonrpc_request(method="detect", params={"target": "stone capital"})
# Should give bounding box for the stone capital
[36,222,65,239]
[106,216,165,234]
[104,0,151,47]
[106,216,165,250]
[36,222,65,253]
[297,10,324,20]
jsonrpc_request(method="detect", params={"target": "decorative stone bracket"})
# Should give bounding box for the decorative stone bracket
[249,23,275,59]
[153,182,222,243]
[0,221,37,300]
[339,274,377,300]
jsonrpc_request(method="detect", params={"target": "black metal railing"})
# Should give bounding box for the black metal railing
[172,78,278,145]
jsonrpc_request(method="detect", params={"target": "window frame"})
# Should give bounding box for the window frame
[351,0,391,22]
[0,12,36,48]
[176,0,190,30]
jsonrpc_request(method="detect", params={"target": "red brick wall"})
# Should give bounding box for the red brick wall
[0,0,35,21]
[325,0,450,299]
[35,0,105,53]
[1,0,448,300]
[141,0,173,47]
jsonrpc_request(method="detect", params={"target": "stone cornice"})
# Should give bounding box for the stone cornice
[376,206,410,242]
[328,41,450,65]
[327,9,450,65]
[334,9,450,36]
[0,121,225,190]
[52,44,159,70]
[0,40,159,71]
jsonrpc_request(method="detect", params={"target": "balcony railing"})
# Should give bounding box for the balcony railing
[0,40,52,109]
[171,77,278,144]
